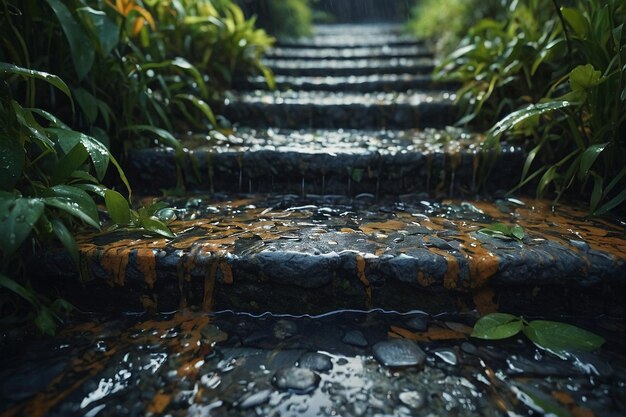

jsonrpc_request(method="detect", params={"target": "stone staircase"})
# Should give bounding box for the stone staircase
[36,23,626,317]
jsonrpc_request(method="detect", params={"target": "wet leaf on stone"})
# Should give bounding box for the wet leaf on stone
[141,217,175,238]
[523,320,605,358]
[104,190,131,226]
[478,223,525,241]
[471,313,523,340]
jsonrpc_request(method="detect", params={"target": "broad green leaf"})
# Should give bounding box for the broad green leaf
[42,185,100,229]
[579,143,607,180]
[141,217,175,238]
[0,133,25,191]
[0,273,38,306]
[0,196,45,260]
[46,0,95,80]
[569,64,602,92]
[561,7,589,38]
[104,190,131,226]
[51,218,79,266]
[489,101,576,139]
[51,298,74,315]
[51,143,89,185]
[0,63,73,106]
[523,320,605,359]
[511,225,525,240]
[471,313,523,340]
[76,7,119,57]
[72,88,98,124]
[48,128,109,181]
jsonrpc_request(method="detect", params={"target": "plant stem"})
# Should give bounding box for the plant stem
[551,0,573,71]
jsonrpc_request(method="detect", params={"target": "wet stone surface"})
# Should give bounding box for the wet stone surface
[33,194,626,315]
[236,73,457,92]
[266,45,432,60]
[127,127,522,195]
[262,57,435,77]
[1,309,626,417]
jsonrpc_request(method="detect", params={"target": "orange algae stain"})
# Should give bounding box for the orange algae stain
[135,248,157,288]
[218,261,233,284]
[417,271,435,287]
[100,239,134,286]
[458,236,499,288]
[425,236,460,290]
[355,255,372,307]
[147,393,172,414]
[202,261,219,311]
[551,391,596,417]
[359,219,407,235]
[389,325,467,342]
[472,286,499,315]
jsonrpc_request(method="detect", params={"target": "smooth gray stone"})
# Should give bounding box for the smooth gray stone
[298,352,333,373]
[342,330,368,347]
[272,367,320,394]
[372,339,426,367]
[238,389,271,409]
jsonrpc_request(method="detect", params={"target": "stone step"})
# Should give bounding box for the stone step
[236,74,456,92]
[221,91,457,129]
[276,35,420,49]
[266,45,433,60]
[312,23,406,37]
[126,127,523,196]
[264,57,435,77]
[34,195,626,316]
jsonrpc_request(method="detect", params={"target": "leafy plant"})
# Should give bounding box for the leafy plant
[432,0,625,213]
[471,313,605,359]
[478,223,525,241]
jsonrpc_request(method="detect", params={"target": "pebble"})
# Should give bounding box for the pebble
[273,320,298,340]
[342,330,368,347]
[298,352,333,373]
[372,339,426,367]
[272,367,320,394]
[238,389,271,409]
[432,348,459,366]
[398,391,425,409]
[405,315,429,332]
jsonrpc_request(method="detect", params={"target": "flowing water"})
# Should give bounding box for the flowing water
[1,309,625,417]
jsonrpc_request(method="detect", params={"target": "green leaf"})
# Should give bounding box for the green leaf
[0,195,45,260]
[589,173,603,214]
[537,165,557,197]
[488,101,577,139]
[471,313,524,340]
[569,64,602,92]
[561,7,589,38]
[510,225,525,240]
[141,217,175,238]
[51,143,89,185]
[0,133,25,191]
[104,190,131,226]
[122,125,182,151]
[34,308,57,336]
[170,57,208,97]
[523,320,605,359]
[76,7,119,57]
[0,63,73,106]
[46,0,95,80]
[48,128,109,181]
[515,386,573,417]
[51,218,79,266]
[73,88,98,124]
[0,273,38,305]
[175,94,217,127]
[42,185,100,229]
[579,143,607,180]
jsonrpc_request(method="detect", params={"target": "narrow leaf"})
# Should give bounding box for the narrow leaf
[51,218,79,266]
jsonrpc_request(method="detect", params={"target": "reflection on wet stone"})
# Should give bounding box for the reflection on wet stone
[272,367,321,394]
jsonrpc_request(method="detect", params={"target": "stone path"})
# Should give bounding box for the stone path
[38,24,626,317]
[13,22,626,417]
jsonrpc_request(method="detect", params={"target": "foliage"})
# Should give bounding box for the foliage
[237,0,313,39]
[429,0,625,213]
[478,223,525,241]
[0,64,168,333]
[471,313,605,359]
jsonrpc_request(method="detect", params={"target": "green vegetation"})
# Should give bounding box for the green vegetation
[238,0,314,38]
[0,0,274,333]
[472,313,605,359]
[410,0,626,213]
[478,223,525,242]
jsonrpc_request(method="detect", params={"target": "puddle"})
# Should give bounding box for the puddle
[1,309,625,417]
